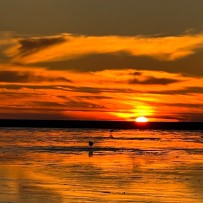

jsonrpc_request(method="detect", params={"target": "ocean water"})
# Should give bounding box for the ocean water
[0,128,202,203]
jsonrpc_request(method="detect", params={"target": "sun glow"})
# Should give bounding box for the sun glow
[135,116,148,123]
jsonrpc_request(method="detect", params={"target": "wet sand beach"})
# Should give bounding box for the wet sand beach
[0,128,202,202]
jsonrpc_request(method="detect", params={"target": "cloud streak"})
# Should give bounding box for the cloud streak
[17,36,66,56]
[129,76,180,85]
[0,70,71,83]
[5,33,203,64]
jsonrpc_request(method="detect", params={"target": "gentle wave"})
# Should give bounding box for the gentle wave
[7,146,201,155]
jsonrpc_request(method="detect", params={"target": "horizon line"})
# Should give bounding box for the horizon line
[0,119,202,130]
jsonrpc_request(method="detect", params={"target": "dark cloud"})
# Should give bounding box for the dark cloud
[69,86,135,94]
[154,113,203,122]
[71,85,203,95]
[17,36,65,56]
[145,101,203,109]
[0,84,131,94]
[0,71,71,83]
[0,91,43,99]
[33,101,66,107]
[77,96,111,99]
[147,87,203,95]
[0,112,69,120]
[50,85,132,94]
[70,86,102,94]
[65,99,106,109]
[129,76,180,85]
[129,71,143,76]
[45,76,72,83]
[34,51,203,75]
[0,71,30,82]
[1,83,203,97]
[0,84,59,90]
[176,112,203,122]
[32,100,106,110]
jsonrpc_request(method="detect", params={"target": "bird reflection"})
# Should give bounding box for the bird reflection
[88,149,94,157]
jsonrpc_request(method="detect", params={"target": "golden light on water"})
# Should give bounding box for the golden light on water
[135,116,148,123]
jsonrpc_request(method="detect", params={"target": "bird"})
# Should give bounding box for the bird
[88,141,94,147]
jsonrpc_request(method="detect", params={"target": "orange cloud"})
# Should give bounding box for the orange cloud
[1,31,203,121]
[5,33,203,64]
[0,64,72,85]
[0,65,203,121]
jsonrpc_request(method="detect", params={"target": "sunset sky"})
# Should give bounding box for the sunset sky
[1,0,203,121]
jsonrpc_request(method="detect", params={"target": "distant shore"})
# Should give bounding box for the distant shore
[0,120,202,130]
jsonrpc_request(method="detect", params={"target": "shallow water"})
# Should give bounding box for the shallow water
[0,128,202,203]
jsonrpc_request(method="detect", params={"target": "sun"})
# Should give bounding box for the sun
[135,116,148,123]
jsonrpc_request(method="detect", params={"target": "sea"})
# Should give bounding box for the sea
[0,128,202,203]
